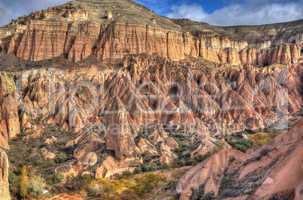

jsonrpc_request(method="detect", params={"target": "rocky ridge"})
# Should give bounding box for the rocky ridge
[0,0,302,65]
[0,0,302,200]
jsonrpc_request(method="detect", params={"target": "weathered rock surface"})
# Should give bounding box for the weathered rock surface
[0,149,10,200]
[177,119,303,200]
[95,156,136,178]
[0,1,303,199]
[1,54,302,182]
[1,0,302,65]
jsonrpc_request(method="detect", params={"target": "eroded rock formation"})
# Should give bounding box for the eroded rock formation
[0,149,10,200]
[1,0,302,65]
[177,118,303,200]
[0,0,303,199]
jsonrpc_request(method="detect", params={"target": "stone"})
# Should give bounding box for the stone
[44,136,58,145]
[55,162,79,181]
[41,148,56,160]
[82,152,98,167]
[0,149,10,200]
[95,156,135,179]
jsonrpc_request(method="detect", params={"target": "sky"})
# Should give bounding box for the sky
[1,0,303,26]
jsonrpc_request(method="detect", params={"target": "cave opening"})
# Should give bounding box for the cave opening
[301,48,303,56]
[169,85,180,97]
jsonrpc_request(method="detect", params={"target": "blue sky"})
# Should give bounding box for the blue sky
[1,0,303,26]
[136,0,229,15]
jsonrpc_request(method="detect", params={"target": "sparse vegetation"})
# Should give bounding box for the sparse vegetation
[248,132,273,146]
[28,175,47,198]
[19,166,29,199]
[8,125,75,199]
[226,133,253,152]
[83,173,167,199]
[226,131,276,152]
[134,162,164,173]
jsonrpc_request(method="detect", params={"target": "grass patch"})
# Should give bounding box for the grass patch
[83,173,167,199]
[226,134,253,152]
[248,132,273,146]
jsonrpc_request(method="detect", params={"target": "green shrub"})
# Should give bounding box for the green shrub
[135,162,161,173]
[55,152,68,163]
[226,135,253,152]
[233,140,253,152]
[131,173,166,197]
[47,173,64,185]
[9,171,19,196]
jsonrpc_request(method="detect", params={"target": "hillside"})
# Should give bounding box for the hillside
[0,1,302,200]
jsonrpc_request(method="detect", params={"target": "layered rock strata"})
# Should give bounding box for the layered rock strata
[0,54,302,180]
[3,20,302,66]
[1,0,303,66]
[177,118,303,200]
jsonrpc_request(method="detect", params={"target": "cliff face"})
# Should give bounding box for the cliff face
[4,20,302,65]
[1,0,302,66]
[0,74,14,200]
[1,0,303,200]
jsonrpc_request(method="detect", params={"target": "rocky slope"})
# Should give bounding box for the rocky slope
[0,0,302,65]
[177,118,303,200]
[0,0,302,200]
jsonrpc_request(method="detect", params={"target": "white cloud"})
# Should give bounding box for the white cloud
[167,4,208,22]
[0,0,70,26]
[1,0,303,26]
[167,1,303,26]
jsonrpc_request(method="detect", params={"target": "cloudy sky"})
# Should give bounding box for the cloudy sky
[0,0,303,26]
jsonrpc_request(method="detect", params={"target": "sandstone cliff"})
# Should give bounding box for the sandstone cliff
[0,0,303,200]
[0,0,302,66]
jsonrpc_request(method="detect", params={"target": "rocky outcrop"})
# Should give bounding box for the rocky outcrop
[1,0,302,66]
[0,73,20,143]
[0,1,303,199]
[0,74,14,200]
[0,54,302,181]
[177,118,303,200]
[6,20,302,66]
[0,149,10,200]
[95,156,137,178]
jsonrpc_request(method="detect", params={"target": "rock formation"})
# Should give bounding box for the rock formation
[0,0,302,199]
[177,118,303,200]
[1,0,302,65]
[0,149,10,200]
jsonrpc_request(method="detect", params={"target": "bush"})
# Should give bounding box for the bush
[226,135,253,152]
[19,166,29,199]
[47,173,64,185]
[233,140,253,152]
[249,133,272,146]
[28,175,47,197]
[135,162,161,173]
[55,152,68,163]
[131,173,166,197]
[9,171,19,196]
[85,173,167,199]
